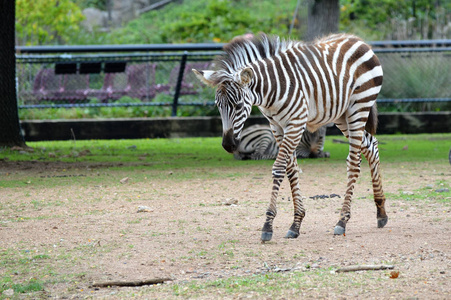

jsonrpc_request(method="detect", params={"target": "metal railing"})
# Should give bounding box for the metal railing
[16,40,451,116]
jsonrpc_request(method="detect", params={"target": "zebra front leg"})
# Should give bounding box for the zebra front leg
[285,154,305,239]
[361,131,388,228]
[261,123,285,241]
[262,124,303,241]
[261,176,283,241]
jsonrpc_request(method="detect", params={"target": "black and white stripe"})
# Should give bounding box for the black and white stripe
[234,124,329,160]
[194,33,388,241]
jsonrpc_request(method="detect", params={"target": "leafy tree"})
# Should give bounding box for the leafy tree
[16,0,85,45]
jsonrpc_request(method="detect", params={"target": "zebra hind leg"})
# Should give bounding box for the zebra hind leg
[361,131,388,228]
[285,154,305,239]
[333,122,364,235]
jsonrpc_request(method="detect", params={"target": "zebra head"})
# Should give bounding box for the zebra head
[193,68,254,153]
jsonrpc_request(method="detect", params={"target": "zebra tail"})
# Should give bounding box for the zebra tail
[365,104,378,135]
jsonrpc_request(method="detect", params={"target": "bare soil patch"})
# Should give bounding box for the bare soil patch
[1,160,450,299]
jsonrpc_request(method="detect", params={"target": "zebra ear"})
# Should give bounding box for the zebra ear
[238,67,253,86]
[192,69,216,86]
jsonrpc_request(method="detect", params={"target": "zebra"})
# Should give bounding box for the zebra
[234,124,329,160]
[193,33,387,241]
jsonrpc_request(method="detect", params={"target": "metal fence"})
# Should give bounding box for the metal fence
[16,40,451,116]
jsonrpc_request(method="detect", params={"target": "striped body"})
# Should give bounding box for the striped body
[234,124,329,160]
[194,33,388,241]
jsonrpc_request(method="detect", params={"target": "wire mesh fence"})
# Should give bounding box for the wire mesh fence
[376,48,451,109]
[15,42,451,117]
[16,52,218,116]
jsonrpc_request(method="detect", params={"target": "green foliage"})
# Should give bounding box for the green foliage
[18,104,220,120]
[106,0,299,44]
[15,0,85,45]
[340,0,451,40]
[74,0,107,10]
[163,0,257,43]
[15,0,451,46]
[377,101,451,113]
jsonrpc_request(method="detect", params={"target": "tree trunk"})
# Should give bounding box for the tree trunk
[0,0,26,147]
[306,0,339,41]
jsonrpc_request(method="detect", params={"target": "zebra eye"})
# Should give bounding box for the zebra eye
[235,102,243,109]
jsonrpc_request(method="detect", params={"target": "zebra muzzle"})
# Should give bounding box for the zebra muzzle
[222,129,240,153]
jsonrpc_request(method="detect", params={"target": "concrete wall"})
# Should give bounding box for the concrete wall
[20,112,451,141]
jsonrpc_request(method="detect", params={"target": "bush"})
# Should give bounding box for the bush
[106,0,299,44]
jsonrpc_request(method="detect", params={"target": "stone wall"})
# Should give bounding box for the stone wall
[20,112,451,141]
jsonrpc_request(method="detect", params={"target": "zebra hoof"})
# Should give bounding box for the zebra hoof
[334,225,346,235]
[284,230,299,239]
[261,231,273,242]
[377,217,388,228]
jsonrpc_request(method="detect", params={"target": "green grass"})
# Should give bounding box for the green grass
[0,277,45,295]
[324,133,451,163]
[1,133,450,164]
[147,267,388,298]
[387,179,450,203]
[0,137,272,188]
[0,242,119,298]
[0,248,50,296]
[0,134,449,189]
[0,137,241,166]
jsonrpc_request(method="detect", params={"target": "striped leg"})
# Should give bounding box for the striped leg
[261,176,282,241]
[361,131,388,228]
[261,124,282,241]
[334,119,364,235]
[285,153,305,239]
[261,124,304,241]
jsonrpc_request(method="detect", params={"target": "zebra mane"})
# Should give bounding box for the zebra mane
[210,33,296,85]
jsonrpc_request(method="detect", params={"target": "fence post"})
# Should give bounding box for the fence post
[172,52,187,117]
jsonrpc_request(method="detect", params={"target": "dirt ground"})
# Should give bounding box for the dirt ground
[1,159,450,299]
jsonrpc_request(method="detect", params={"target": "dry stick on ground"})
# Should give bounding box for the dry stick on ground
[336,265,394,273]
[91,278,173,288]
